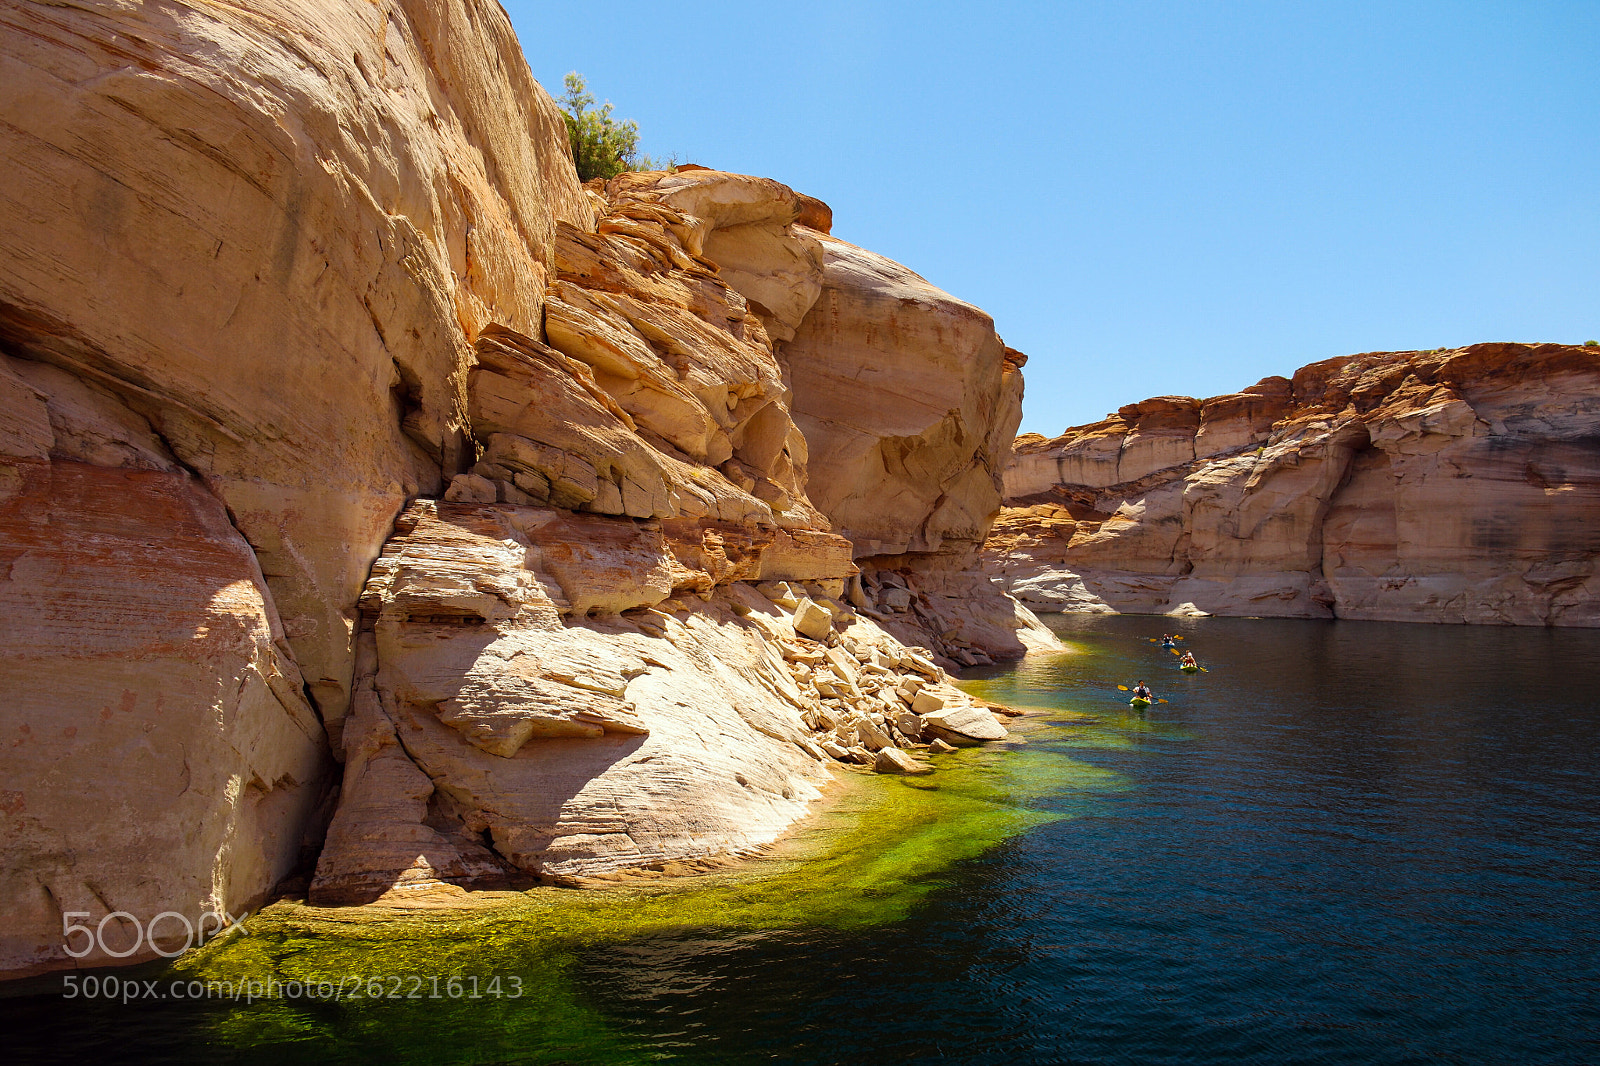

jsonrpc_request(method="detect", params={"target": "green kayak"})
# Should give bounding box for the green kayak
[1180,664,1199,673]
[1130,696,1152,708]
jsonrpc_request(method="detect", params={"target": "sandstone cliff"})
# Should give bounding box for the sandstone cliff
[1,0,578,980]
[0,1,1047,975]
[988,344,1600,626]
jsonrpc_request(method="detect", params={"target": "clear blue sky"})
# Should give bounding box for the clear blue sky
[503,0,1599,436]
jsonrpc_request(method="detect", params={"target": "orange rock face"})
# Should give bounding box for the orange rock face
[0,0,596,723]
[988,344,1600,626]
[775,230,1053,668]
[784,235,1023,559]
[0,457,327,976]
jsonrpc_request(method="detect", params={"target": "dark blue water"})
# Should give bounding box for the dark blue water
[564,616,1600,1064]
[6,615,1599,1063]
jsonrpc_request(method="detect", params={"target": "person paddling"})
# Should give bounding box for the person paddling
[1132,680,1153,702]
[1179,651,1197,668]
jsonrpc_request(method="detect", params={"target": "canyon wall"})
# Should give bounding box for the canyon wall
[988,344,1600,626]
[0,0,580,980]
[0,1,1047,975]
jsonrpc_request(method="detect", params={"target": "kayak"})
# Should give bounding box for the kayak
[1161,642,1176,649]
[1180,663,1199,673]
[1130,696,1152,708]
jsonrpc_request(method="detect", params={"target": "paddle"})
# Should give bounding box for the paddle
[1116,685,1168,704]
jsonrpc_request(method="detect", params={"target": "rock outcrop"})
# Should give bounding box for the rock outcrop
[0,0,587,733]
[306,168,1032,903]
[311,499,993,901]
[0,442,328,976]
[784,236,1024,559]
[0,1,1046,974]
[988,344,1600,626]
[781,231,1054,666]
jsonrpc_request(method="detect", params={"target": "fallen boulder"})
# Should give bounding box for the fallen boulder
[921,704,1008,744]
[874,747,933,775]
[793,597,835,641]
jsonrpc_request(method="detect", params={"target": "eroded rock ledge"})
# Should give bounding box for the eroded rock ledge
[987,343,1600,626]
[311,499,1009,904]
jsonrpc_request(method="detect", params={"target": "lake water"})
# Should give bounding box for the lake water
[7,614,1599,1064]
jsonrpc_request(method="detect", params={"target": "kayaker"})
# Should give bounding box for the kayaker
[1132,681,1153,701]
[1180,651,1197,668]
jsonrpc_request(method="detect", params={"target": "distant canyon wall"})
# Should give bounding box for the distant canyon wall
[986,343,1600,626]
[0,0,1048,976]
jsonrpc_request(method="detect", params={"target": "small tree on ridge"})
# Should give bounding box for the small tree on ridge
[560,72,672,181]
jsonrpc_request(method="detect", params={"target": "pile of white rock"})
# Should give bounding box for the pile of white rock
[750,580,1012,775]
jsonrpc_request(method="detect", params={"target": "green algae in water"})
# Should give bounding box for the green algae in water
[172,732,1128,1061]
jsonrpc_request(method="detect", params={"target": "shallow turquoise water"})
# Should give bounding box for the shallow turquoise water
[6,615,1599,1063]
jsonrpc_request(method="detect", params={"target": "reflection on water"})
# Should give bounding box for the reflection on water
[7,615,1600,1064]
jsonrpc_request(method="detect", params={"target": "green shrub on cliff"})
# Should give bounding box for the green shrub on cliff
[559,72,674,181]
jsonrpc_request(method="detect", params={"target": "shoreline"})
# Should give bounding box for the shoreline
[4,709,1091,1002]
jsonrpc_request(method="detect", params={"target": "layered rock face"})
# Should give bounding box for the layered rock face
[0,429,327,976]
[988,344,1600,626]
[785,237,1025,559]
[0,0,587,730]
[0,0,1047,972]
[308,168,1039,903]
[313,498,1004,902]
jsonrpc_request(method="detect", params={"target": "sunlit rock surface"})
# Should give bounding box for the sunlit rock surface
[309,165,1030,902]
[0,452,328,977]
[782,233,1055,666]
[988,344,1600,626]
[309,499,1008,903]
[0,0,588,728]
